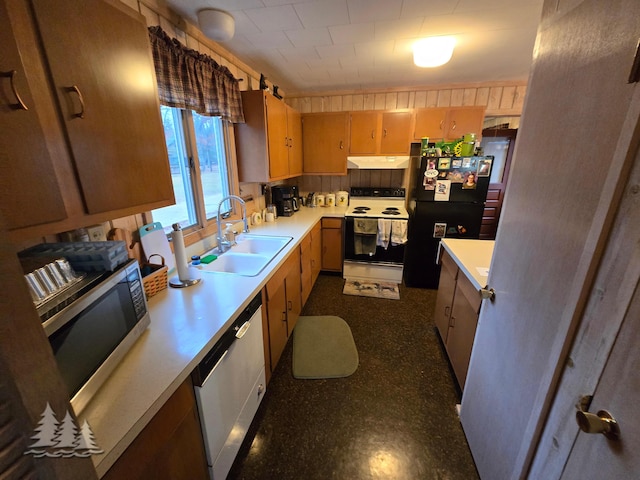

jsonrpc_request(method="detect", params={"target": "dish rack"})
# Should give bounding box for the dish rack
[20,241,128,272]
[141,254,168,298]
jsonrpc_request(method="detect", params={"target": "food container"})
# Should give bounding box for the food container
[337,191,349,206]
[326,193,336,207]
[316,194,325,207]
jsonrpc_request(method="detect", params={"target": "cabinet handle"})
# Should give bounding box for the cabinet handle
[1,70,28,110]
[383,128,387,137]
[451,120,457,131]
[282,311,287,322]
[285,136,289,147]
[67,85,85,119]
[444,305,450,317]
[439,120,444,130]
[288,300,292,311]
[339,140,344,150]
[371,130,375,139]
[288,137,293,148]
[450,315,456,327]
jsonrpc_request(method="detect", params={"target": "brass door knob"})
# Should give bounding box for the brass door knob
[575,410,620,440]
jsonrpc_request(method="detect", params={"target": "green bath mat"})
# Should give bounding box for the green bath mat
[292,316,359,379]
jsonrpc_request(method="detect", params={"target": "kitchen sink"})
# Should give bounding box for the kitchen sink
[196,234,293,277]
[231,234,292,256]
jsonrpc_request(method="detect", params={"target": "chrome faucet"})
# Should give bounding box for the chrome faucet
[216,195,249,253]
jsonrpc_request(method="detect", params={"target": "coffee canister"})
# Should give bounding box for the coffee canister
[336,191,349,206]
[316,194,325,207]
[326,193,336,207]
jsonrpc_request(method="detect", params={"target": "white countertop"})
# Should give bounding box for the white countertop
[438,239,495,290]
[82,205,346,477]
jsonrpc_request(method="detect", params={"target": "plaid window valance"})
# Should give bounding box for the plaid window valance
[148,26,244,123]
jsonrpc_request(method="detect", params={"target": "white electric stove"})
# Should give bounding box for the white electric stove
[343,187,408,283]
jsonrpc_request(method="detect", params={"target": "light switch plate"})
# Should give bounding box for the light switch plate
[86,224,107,242]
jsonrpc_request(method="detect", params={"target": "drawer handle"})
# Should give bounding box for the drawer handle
[1,70,28,110]
[68,85,85,119]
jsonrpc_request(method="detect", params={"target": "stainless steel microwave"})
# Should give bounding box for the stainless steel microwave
[42,259,150,414]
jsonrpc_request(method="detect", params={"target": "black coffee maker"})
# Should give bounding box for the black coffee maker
[271,186,295,217]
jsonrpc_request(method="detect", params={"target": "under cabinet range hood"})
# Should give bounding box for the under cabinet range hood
[347,156,410,169]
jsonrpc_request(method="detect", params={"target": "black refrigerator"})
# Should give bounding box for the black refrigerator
[403,143,493,288]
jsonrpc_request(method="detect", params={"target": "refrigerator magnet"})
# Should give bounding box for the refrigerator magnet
[478,158,492,177]
[434,179,451,201]
[423,169,438,190]
[452,159,462,168]
[462,172,477,189]
[438,158,451,169]
[433,223,446,238]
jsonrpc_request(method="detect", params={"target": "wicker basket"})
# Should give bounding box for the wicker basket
[141,254,168,299]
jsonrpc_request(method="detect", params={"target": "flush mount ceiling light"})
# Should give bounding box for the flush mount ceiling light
[197,9,235,42]
[413,36,456,68]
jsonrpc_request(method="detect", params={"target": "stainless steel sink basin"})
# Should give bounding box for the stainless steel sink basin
[196,234,292,276]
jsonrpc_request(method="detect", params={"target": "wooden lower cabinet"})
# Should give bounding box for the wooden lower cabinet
[310,221,322,283]
[103,377,208,480]
[434,249,482,389]
[263,247,303,379]
[434,252,458,343]
[321,217,343,272]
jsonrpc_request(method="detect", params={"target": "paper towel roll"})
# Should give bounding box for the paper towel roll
[171,224,191,281]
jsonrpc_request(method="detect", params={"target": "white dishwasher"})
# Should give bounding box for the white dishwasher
[192,293,266,480]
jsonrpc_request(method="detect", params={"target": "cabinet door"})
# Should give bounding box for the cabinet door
[310,221,322,283]
[414,107,448,141]
[266,279,288,370]
[380,112,412,154]
[446,274,481,389]
[321,218,343,272]
[349,112,378,154]
[446,107,485,140]
[31,0,173,214]
[302,113,348,174]
[300,234,313,306]
[285,254,302,336]
[265,93,289,179]
[0,0,66,230]
[286,105,303,176]
[434,253,457,343]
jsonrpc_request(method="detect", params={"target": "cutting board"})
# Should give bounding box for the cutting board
[139,222,175,274]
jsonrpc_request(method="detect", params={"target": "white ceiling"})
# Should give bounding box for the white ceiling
[166,0,545,95]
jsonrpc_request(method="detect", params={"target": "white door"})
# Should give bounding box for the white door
[458,0,640,478]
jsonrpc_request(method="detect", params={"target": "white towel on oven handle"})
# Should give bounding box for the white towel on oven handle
[391,220,408,246]
[377,219,391,249]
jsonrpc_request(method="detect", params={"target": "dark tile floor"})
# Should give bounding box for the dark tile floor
[227,274,479,480]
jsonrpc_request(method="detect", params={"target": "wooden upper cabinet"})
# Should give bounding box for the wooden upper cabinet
[349,111,412,155]
[380,111,412,154]
[0,0,66,230]
[236,90,302,182]
[31,0,174,215]
[302,112,348,175]
[349,112,378,154]
[2,0,174,240]
[286,105,303,176]
[414,107,485,141]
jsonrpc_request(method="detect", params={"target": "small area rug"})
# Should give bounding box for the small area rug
[342,279,400,300]
[292,316,359,379]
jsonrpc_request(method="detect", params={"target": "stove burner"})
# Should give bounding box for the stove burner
[352,206,371,211]
[384,207,399,211]
[381,210,401,215]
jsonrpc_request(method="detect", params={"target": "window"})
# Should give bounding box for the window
[153,105,234,235]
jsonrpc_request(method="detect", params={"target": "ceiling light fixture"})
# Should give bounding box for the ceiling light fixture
[197,9,235,42]
[413,36,456,68]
